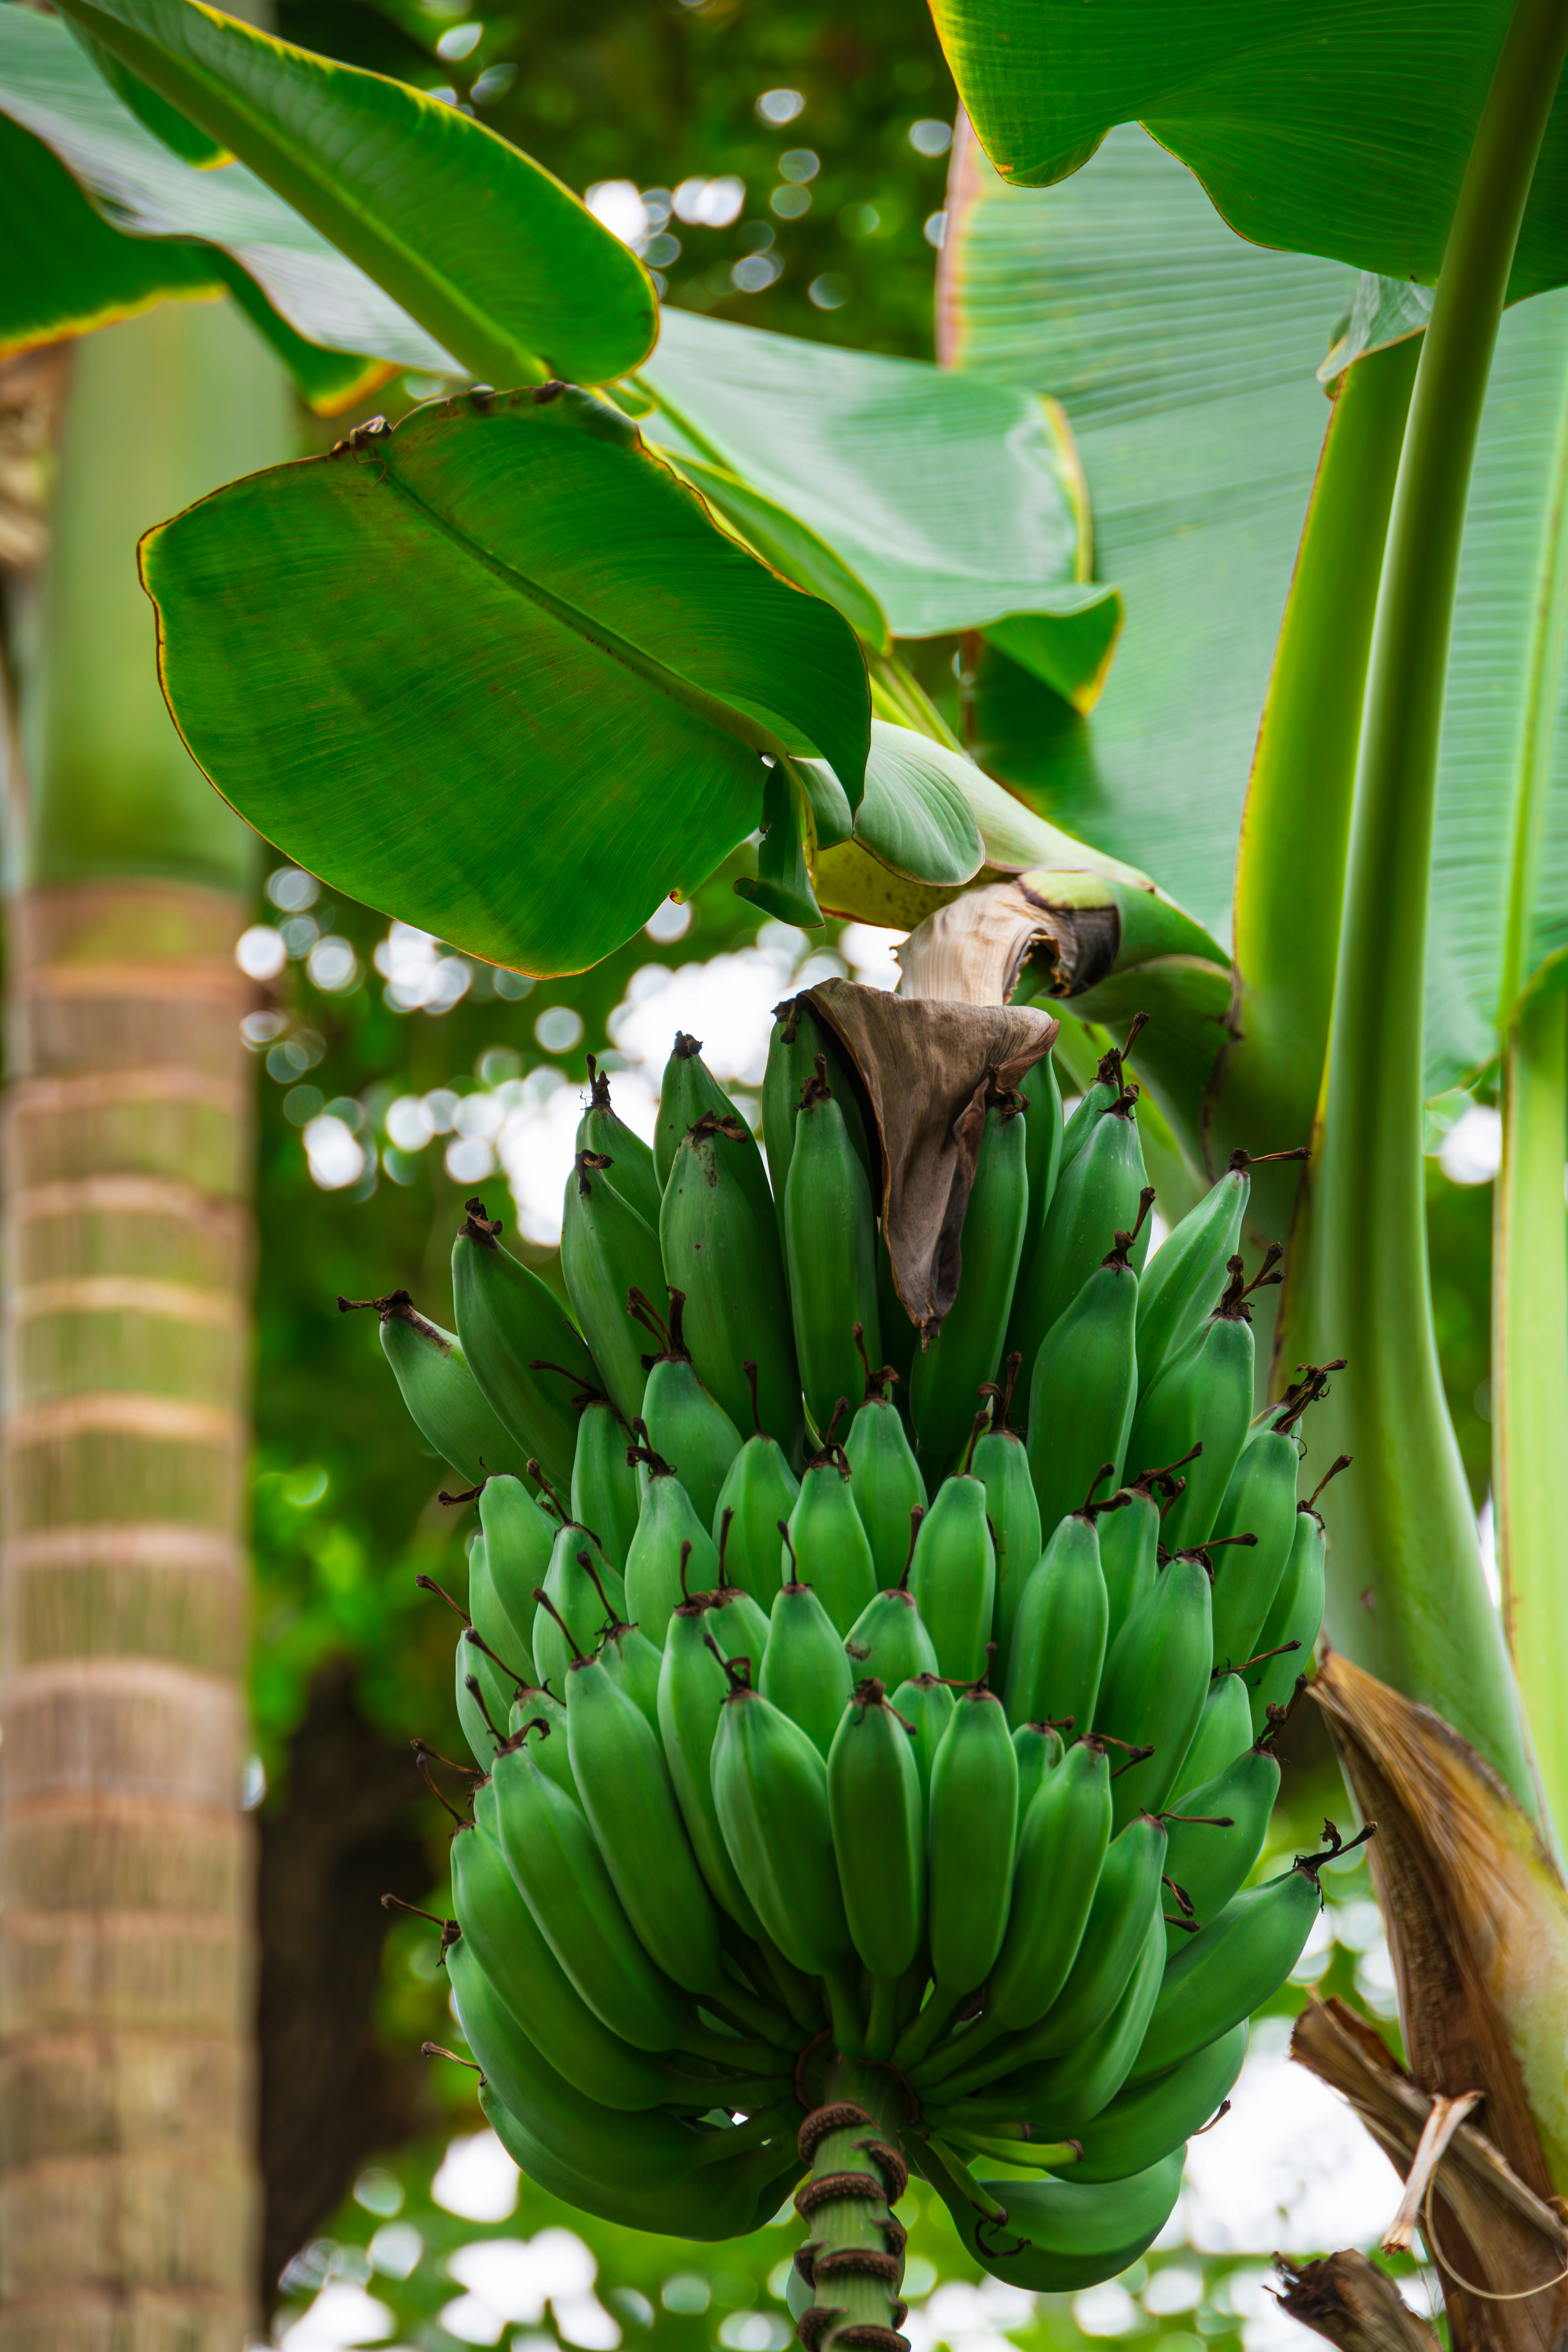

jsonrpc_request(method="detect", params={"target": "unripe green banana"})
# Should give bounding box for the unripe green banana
[844,1561,938,1692]
[452,1802,678,2109]
[622,1439,718,1644]
[1060,1027,1144,1172]
[1025,1202,1152,1539]
[1246,1468,1345,1733]
[467,1528,535,1689]
[911,1088,1029,1463]
[891,1672,955,1805]
[784,1057,881,1438]
[656,1593,767,1938]
[928,2149,1183,2295]
[1125,1258,1264,1551]
[597,1614,664,1729]
[1004,1507,1108,1737]
[710,1373,801,1607]
[1006,1086,1149,1384]
[845,1359,927,1584]
[996,1812,1168,2071]
[532,1522,626,1690]
[1012,1719,1065,1819]
[986,1735,1112,2034]
[559,1151,664,1431]
[760,1579,853,1757]
[339,1290,532,1486]
[1129,1830,1367,2086]
[1162,1740,1281,1952]
[1017,1049,1064,1298]
[762,996,872,1234]
[456,1628,511,1764]
[655,1033,775,1236]
[710,1670,852,1977]
[579,1055,662,1229]
[987,1900,1166,2138]
[1095,1550,1214,1830]
[969,1364,1041,1679]
[906,1472,995,1685]
[1074,2019,1249,2184]
[632,1290,742,1528]
[1171,1671,1253,1806]
[927,1685,1018,2000]
[1134,1155,1249,1383]
[1097,1461,1188,1650]
[708,1564,772,1665]
[478,1474,557,1639]
[1208,1427,1298,1671]
[452,1198,596,1490]
[661,1110,804,1464]
[570,1396,640,1570]
[506,1687,575,1797]
[563,1648,724,1998]
[784,1437,877,1637]
[490,1736,691,2051]
[828,1677,926,1984]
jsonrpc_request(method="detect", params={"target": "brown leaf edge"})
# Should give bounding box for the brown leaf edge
[1275,2249,1441,2352]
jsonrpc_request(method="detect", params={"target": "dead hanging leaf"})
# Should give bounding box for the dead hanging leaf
[1274,2248,1441,2352]
[805,978,1057,1336]
[892,878,1117,1004]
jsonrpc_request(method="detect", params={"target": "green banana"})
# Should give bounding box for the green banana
[339,1290,532,1486]
[784,1056,881,1438]
[655,1033,775,1236]
[969,1362,1041,1679]
[661,1109,804,1464]
[760,1578,854,1757]
[1171,1671,1254,1806]
[762,996,873,1232]
[927,1685,1018,2002]
[1006,1084,1150,1385]
[1012,1719,1065,1819]
[911,1087,1029,1463]
[1025,1200,1152,1540]
[631,1289,742,1528]
[506,1686,575,1798]
[1097,1456,1192,1651]
[1134,1154,1249,1382]
[531,1521,626,1692]
[1246,1465,1346,1733]
[597,1614,664,1729]
[490,1735,692,2051]
[563,1646,724,1998]
[709,1668,852,1978]
[1095,1550,1215,1830]
[622,1436,718,1642]
[1017,1047,1064,1298]
[656,1590,768,1938]
[478,1474,557,1639]
[1163,1739,1281,1952]
[891,1671,955,1806]
[906,1471,995,1685]
[559,1149,664,1431]
[456,1628,511,1764]
[467,1527,535,1688]
[985,1735,1112,2034]
[708,1568,772,1666]
[1125,1257,1268,1551]
[570,1395,640,1570]
[978,1900,1167,2139]
[1072,2018,1247,2183]
[844,1561,939,1691]
[579,1055,662,1229]
[452,1198,596,1490]
[784,1434,877,1637]
[1129,1826,1370,2086]
[1208,1426,1298,1672]
[984,1812,1167,2074]
[928,2149,1184,2294]
[827,1677,926,1986]
[1004,1507,1108,1738]
[710,1368,801,1606]
[845,1354,927,1584]
[1058,1025,1143,1173]
[450,1806,680,2110]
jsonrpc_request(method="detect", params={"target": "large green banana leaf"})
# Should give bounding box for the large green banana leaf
[38,0,655,387]
[639,311,1120,712]
[139,385,869,977]
[931,0,1568,302]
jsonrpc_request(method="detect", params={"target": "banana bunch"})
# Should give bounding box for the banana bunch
[350,1004,1363,2328]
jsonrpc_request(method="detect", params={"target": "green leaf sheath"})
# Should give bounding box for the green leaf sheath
[140,387,870,978]
[46,0,656,385]
[931,0,1568,303]
[1206,336,1419,1238]
[1309,0,1568,1813]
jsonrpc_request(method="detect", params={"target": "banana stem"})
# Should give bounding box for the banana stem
[704,1983,799,2048]
[682,2025,789,2074]
[891,1982,963,2070]
[794,2063,910,2350]
[825,1967,866,2059]
[920,2135,1007,2221]
[1309,0,1568,1813]
[910,2009,1003,2090]
[943,2130,1080,2172]
[866,1975,901,2060]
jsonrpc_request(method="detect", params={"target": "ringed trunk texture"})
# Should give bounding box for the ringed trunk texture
[0,878,258,2351]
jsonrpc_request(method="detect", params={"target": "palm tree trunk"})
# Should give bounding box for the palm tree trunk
[0,301,286,2350]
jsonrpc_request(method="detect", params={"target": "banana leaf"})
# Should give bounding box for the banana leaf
[931,0,1568,302]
